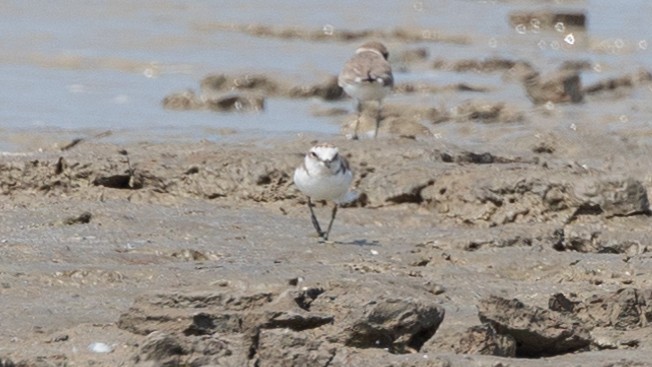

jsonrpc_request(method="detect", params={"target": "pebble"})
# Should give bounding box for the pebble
[88,342,113,353]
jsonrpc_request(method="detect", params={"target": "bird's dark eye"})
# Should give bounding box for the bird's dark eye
[310,151,318,158]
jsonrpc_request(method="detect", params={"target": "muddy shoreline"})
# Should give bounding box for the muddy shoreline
[1,123,652,366]
[3,6,652,367]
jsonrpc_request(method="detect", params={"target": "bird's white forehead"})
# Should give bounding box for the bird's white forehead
[310,144,339,160]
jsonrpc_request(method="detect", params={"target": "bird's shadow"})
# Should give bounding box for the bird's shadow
[322,239,381,247]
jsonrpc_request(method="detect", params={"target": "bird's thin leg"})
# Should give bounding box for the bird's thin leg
[374,99,383,139]
[352,100,362,140]
[323,204,339,241]
[307,198,324,238]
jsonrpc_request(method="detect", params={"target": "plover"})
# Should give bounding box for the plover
[338,41,394,139]
[293,143,355,241]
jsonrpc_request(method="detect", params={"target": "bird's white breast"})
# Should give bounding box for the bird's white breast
[293,165,352,203]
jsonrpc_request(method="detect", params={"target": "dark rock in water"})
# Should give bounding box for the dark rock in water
[162,87,265,112]
[478,296,591,357]
[161,89,203,110]
[398,47,429,64]
[508,10,587,30]
[523,70,583,105]
[432,57,528,73]
[288,75,345,101]
[584,69,652,95]
[453,100,524,123]
[204,94,265,112]
[200,73,280,96]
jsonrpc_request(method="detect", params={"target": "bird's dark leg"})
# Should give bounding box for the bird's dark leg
[323,204,339,241]
[307,198,325,238]
[374,99,382,139]
[352,100,362,140]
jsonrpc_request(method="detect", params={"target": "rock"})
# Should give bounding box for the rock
[584,70,652,95]
[556,224,648,254]
[523,70,583,104]
[163,87,267,112]
[288,75,345,101]
[439,151,515,164]
[62,211,92,225]
[161,89,203,110]
[432,57,527,73]
[565,288,652,330]
[560,60,593,72]
[385,118,431,138]
[382,104,449,126]
[132,331,246,367]
[93,174,135,189]
[339,297,444,352]
[595,178,649,217]
[117,290,276,336]
[508,10,587,30]
[423,169,579,226]
[362,165,435,206]
[423,324,516,357]
[329,348,452,367]
[478,296,591,357]
[548,293,581,314]
[453,100,524,123]
[204,94,265,112]
[397,47,429,64]
[120,281,444,366]
[340,104,436,138]
[200,73,280,97]
[254,329,337,367]
[569,177,649,218]
[133,332,186,365]
[308,283,445,353]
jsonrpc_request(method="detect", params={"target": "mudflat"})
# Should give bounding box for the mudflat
[1,121,651,366]
[2,5,652,366]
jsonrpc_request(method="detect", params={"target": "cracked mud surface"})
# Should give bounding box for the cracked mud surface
[1,127,652,366]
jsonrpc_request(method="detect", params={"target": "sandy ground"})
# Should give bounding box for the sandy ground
[1,123,652,366]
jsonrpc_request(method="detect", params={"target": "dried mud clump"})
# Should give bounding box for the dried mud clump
[478,296,591,357]
[523,70,584,105]
[453,100,524,123]
[119,281,445,366]
[549,288,652,331]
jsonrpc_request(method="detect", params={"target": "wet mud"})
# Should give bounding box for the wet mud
[3,7,652,367]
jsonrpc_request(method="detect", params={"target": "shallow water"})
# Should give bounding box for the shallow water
[1,0,651,151]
